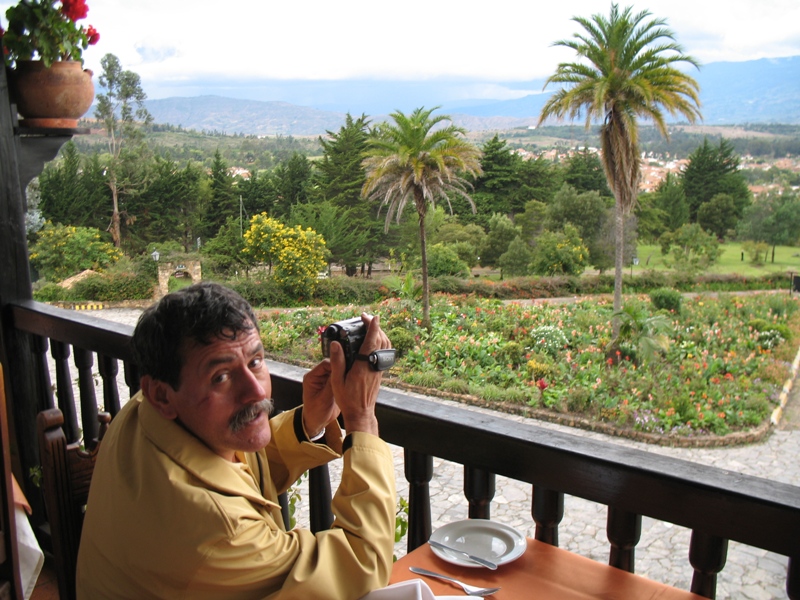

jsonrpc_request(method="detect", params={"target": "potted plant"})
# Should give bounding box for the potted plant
[1,0,100,127]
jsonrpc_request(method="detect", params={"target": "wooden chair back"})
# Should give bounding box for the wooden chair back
[37,408,109,600]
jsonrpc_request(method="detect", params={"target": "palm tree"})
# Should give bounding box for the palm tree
[362,107,482,329]
[538,4,701,339]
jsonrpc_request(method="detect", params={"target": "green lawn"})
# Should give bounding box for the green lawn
[634,243,800,277]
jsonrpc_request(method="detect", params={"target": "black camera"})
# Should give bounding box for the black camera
[320,317,396,372]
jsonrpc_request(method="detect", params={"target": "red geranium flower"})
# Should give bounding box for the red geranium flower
[86,25,99,45]
[61,0,89,21]
[536,378,548,391]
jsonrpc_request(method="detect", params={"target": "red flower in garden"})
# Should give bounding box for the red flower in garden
[86,25,99,45]
[536,379,548,391]
[61,0,89,21]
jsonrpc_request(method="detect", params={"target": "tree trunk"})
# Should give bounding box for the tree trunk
[612,199,625,340]
[109,179,121,248]
[416,191,431,330]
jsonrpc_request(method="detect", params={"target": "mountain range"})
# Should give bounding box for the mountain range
[143,56,800,136]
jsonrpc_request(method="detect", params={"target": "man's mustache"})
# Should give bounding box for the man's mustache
[229,399,274,432]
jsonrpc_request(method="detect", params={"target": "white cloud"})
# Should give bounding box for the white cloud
[3,0,798,93]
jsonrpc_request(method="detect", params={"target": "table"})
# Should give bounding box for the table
[390,539,705,599]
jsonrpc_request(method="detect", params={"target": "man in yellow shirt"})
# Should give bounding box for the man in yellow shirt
[77,282,396,599]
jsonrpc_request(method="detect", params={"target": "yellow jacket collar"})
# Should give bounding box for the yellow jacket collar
[136,393,279,510]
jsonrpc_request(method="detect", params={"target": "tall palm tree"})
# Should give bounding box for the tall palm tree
[538,4,701,339]
[362,107,482,329]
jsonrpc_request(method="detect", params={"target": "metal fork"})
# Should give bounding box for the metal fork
[409,566,501,596]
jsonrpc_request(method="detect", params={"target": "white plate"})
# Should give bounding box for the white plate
[429,519,527,568]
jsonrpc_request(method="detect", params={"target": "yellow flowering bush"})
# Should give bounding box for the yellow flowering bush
[242,213,328,297]
[529,224,589,276]
[29,221,121,282]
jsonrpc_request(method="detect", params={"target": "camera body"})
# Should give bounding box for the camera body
[320,317,396,372]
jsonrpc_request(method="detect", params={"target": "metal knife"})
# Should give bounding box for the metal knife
[428,539,498,570]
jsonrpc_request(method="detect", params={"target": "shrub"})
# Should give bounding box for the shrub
[742,240,769,264]
[526,356,556,380]
[243,214,328,297]
[230,279,292,308]
[448,241,479,268]
[659,223,721,276]
[649,287,683,313]
[499,237,533,277]
[388,327,416,356]
[530,224,589,276]
[748,319,792,343]
[529,326,569,357]
[313,277,385,305]
[433,275,469,295]
[426,244,470,278]
[70,272,153,301]
[33,282,67,302]
[497,341,526,366]
[29,222,122,282]
[636,269,670,290]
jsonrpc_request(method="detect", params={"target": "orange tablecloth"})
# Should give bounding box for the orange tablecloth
[391,539,705,599]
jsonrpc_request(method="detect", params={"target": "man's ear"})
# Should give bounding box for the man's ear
[141,375,179,420]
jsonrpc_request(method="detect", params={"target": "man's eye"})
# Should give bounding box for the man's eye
[250,357,263,369]
[212,373,229,384]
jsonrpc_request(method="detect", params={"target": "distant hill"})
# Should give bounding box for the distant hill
[143,56,800,136]
[144,96,348,136]
[448,56,800,125]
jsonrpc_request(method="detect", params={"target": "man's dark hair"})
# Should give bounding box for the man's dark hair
[132,282,259,389]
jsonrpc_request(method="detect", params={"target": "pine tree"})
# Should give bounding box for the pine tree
[682,138,751,221]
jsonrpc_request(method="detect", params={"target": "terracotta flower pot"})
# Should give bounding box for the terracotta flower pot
[9,60,95,128]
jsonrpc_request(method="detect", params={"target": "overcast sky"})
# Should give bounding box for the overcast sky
[3,0,799,103]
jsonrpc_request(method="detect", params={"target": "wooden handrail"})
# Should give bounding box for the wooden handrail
[8,299,800,598]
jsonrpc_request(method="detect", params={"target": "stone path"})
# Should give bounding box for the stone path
[89,308,799,599]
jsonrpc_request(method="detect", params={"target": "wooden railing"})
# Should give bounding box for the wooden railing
[8,299,800,599]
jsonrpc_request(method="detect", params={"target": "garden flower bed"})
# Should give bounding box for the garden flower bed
[258,291,800,444]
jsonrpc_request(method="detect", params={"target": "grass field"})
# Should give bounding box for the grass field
[634,242,800,277]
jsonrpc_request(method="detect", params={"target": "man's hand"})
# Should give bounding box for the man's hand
[301,360,340,439]
[329,313,391,436]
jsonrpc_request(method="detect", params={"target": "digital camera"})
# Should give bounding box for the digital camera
[320,317,396,372]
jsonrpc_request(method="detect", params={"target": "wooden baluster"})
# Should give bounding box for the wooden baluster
[689,530,728,599]
[50,340,80,443]
[532,486,563,546]
[124,360,140,399]
[98,354,121,415]
[787,555,799,600]
[607,507,641,573]
[464,466,495,519]
[32,334,55,411]
[73,346,99,447]
[309,465,333,533]
[405,449,433,552]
